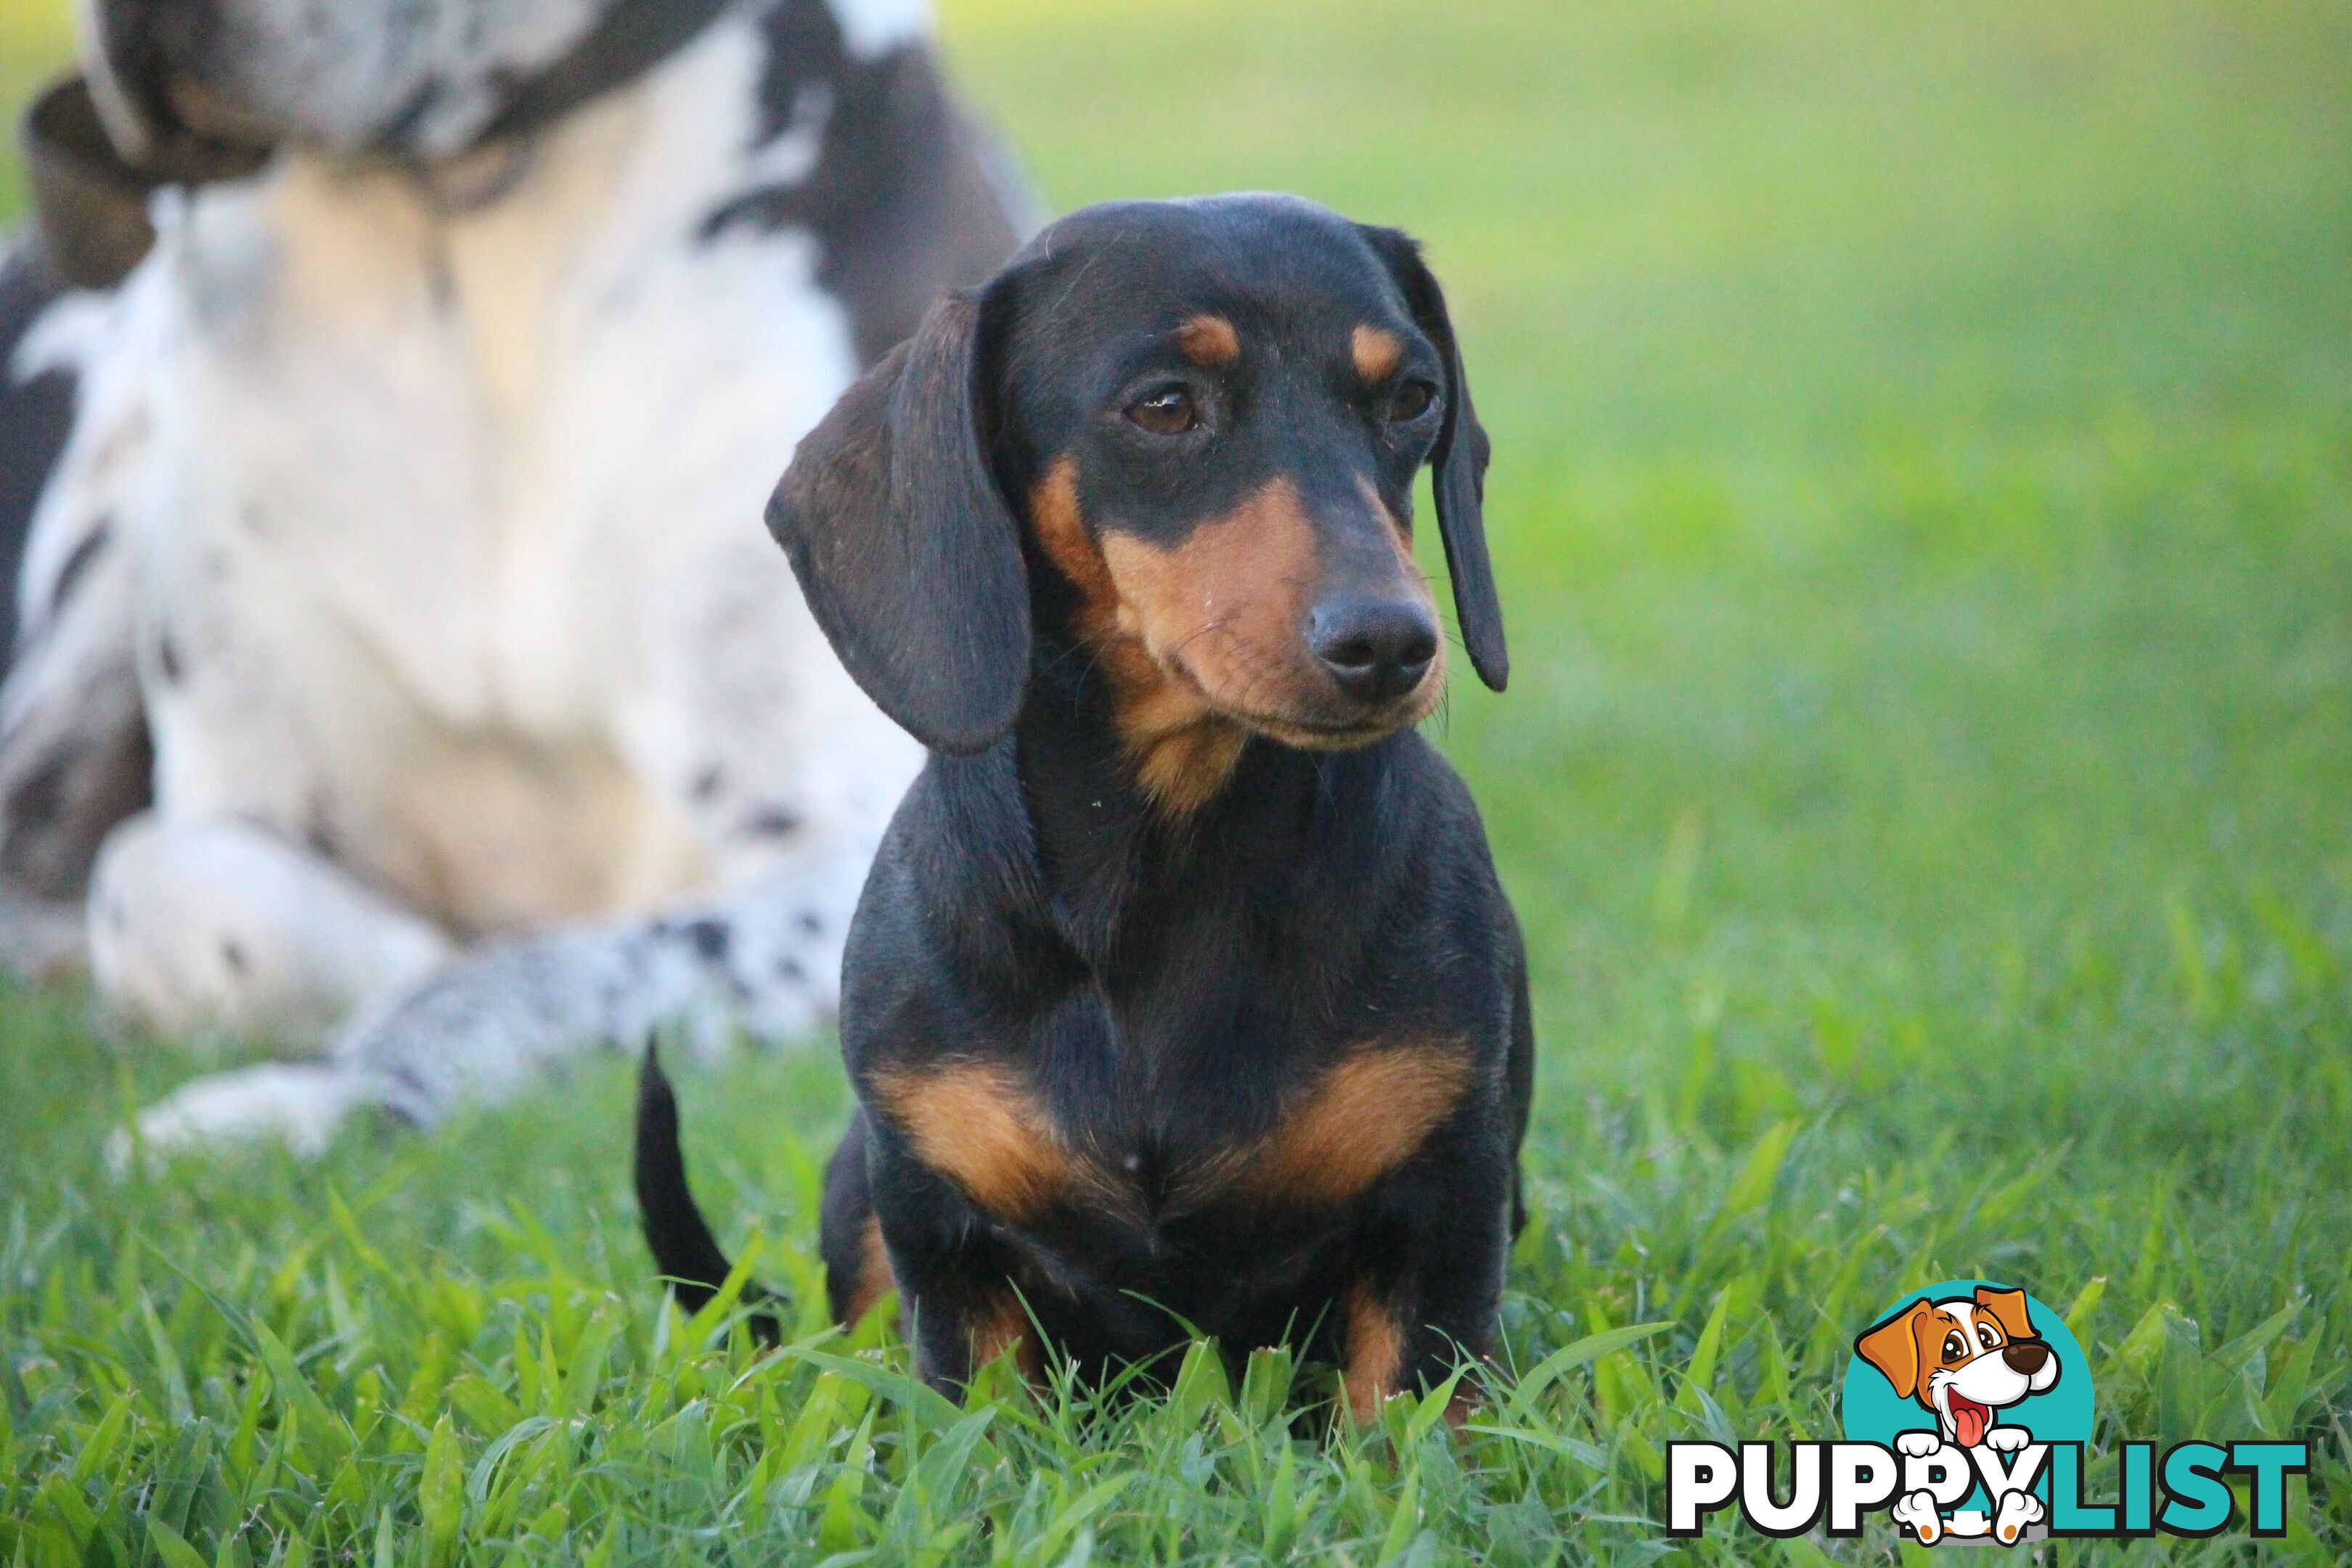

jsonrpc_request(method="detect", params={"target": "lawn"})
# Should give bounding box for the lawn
[4,0,2351,1561]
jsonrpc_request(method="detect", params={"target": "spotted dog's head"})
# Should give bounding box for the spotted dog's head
[769,195,1504,811]
[1855,1286,2062,1448]
[73,0,683,163]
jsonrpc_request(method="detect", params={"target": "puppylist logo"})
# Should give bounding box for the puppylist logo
[1667,1280,2310,1545]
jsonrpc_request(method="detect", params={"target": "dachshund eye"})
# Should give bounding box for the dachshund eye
[1387,380,1439,423]
[1126,385,1199,436]
[1979,1325,2001,1349]
[1943,1332,1967,1362]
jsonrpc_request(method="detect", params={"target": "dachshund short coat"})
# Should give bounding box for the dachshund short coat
[640,194,1534,1418]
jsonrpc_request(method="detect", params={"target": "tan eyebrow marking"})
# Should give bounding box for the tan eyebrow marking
[1352,324,1405,383]
[1179,314,1241,367]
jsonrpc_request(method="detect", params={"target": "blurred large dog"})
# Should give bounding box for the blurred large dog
[0,0,1029,1152]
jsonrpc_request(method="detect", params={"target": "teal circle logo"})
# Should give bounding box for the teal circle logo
[1841,1281,2094,1543]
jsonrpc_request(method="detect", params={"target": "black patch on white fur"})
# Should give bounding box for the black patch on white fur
[0,714,152,899]
[699,0,1020,366]
[0,239,155,904]
[743,804,801,838]
[672,916,732,963]
[304,788,341,858]
[48,520,113,617]
[0,236,78,658]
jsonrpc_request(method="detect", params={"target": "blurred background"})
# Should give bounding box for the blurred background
[6,0,2351,1347]
[955,0,2348,1175]
[0,0,2346,1554]
[917,0,2352,1120]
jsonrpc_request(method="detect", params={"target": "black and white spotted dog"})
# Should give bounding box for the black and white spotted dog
[0,0,1031,1153]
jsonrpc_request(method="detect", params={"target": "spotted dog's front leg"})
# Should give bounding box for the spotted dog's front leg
[330,843,879,1104]
[127,927,679,1162]
[322,259,925,1138]
[127,525,919,1152]
[122,840,880,1158]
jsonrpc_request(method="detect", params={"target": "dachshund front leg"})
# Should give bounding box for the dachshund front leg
[1340,1134,1515,1423]
[859,1127,1044,1396]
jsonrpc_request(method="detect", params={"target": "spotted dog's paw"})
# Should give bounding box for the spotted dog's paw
[110,1062,360,1169]
[1983,1425,2034,1453]
[1891,1490,1945,1545]
[1896,1431,1946,1458]
[1993,1490,2046,1544]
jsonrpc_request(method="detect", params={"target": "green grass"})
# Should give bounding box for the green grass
[5,0,2352,1559]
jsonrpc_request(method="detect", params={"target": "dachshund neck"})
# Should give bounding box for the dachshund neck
[1006,616,1334,965]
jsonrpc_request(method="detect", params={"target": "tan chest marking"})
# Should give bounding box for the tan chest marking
[1242,1042,1474,1206]
[875,1040,1471,1222]
[867,1061,1077,1221]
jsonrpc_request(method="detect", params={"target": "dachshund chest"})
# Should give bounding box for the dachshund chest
[865,1039,1474,1235]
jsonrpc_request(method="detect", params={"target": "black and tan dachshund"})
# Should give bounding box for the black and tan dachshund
[637,193,1534,1420]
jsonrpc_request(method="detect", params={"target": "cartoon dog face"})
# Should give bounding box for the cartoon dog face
[1855,1286,2061,1448]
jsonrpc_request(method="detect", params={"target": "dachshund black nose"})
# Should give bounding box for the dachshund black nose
[2002,1341,2051,1375]
[1309,597,1438,704]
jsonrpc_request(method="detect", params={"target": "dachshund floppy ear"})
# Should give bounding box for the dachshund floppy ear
[1362,226,1506,693]
[768,287,1029,755]
[1855,1298,1934,1401]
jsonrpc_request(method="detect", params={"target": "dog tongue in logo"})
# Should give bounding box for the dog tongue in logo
[1951,1394,1990,1447]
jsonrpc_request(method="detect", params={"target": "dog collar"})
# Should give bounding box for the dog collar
[478,0,734,148]
[17,0,736,291]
